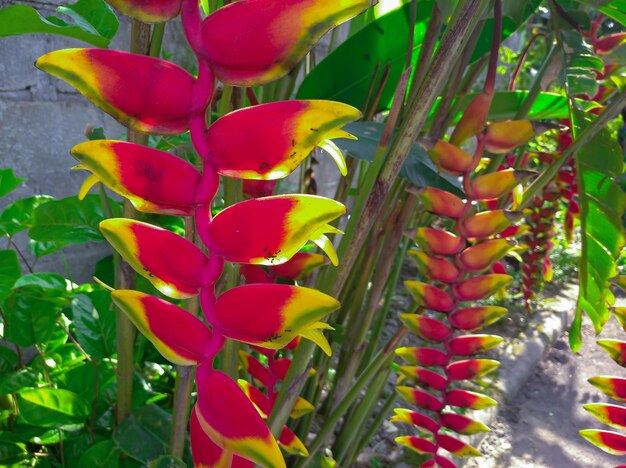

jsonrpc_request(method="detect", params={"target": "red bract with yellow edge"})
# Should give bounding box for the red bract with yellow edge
[105,0,183,22]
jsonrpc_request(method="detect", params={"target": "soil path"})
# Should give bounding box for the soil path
[466,317,626,468]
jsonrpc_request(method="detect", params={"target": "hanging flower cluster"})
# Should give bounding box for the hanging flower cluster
[35,0,373,465]
[389,44,554,461]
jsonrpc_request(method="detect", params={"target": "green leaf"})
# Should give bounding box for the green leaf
[600,0,626,26]
[79,440,120,468]
[16,388,90,427]
[0,441,27,465]
[3,295,58,347]
[0,195,55,237]
[573,109,626,344]
[29,195,121,246]
[56,0,119,40]
[0,170,25,199]
[13,273,67,293]
[0,346,17,373]
[0,250,20,303]
[59,361,115,404]
[338,122,461,194]
[113,405,172,463]
[0,5,110,47]
[148,456,186,468]
[297,0,541,109]
[71,292,116,359]
[0,369,39,394]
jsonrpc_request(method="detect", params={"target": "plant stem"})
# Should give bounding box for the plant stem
[269,0,489,437]
[115,18,151,426]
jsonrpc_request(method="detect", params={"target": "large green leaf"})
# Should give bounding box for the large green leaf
[29,195,121,246]
[0,250,20,303]
[570,109,626,350]
[13,273,67,293]
[113,405,172,463]
[0,170,25,199]
[148,456,186,468]
[0,195,54,237]
[3,295,58,347]
[0,441,27,465]
[0,1,117,47]
[297,0,542,109]
[338,122,461,193]
[600,0,626,26]
[16,388,90,427]
[79,439,120,468]
[0,369,39,395]
[71,292,116,360]
[0,347,17,373]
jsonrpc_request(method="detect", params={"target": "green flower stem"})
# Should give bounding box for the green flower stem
[334,363,392,465]
[350,390,397,464]
[292,328,408,467]
[519,90,626,210]
[115,19,152,426]
[269,0,489,437]
[149,23,166,58]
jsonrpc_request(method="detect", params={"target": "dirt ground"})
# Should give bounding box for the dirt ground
[465,316,626,468]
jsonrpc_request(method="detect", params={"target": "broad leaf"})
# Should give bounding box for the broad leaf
[56,0,119,40]
[113,404,171,463]
[0,169,25,198]
[0,441,27,465]
[78,439,120,468]
[3,295,59,347]
[29,194,121,246]
[0,346,17,373]
[570,109,626,350]
[16,388,90,427]
[600,0,626,26]
[71,292,116,359]
[0,369,39,394]
[148,455,186,468]
[13,273,67,293]
[0,195,54,237]
[0,4,111,47]
[0,250,20,302]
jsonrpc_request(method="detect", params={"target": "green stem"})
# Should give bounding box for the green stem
[269,0,489,437]
[350,390,397,465]
[115,19,152,426]
[293,328,407,467]
[149,23,166,58]
[519,90,626,210]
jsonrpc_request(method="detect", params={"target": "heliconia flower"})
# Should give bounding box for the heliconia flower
[440,413,490,435]
[433,455,456,468]
[417,138,474,176]
[399,314,452,343]
[239,351,273,389]
[445,359,500,381]
[390,408,440,434]
[458,239,515,273]
[71,140,214,216]
[584,403,626,429]
[198,0,375,86]
[446,389,497,410]
[614,306,626,332]
[100,219,211,299]
[195,368,285,468]
[404,280,454,312]
[467,169,535,201]
[484,121,558,154]
[414,228,465,256]
[395,347,449,367]
[190,408,254,468]
[589,376,626,402]
[243,179,279,199]
[203,101,359,178]
[395,435,436,454]
[269,358,291,381]
[597,339,626,367]
[452,274,513,301]
[409,186,466,218]
[111,290,211,366]
[36,49,199,135]
[449,306,508,331]
[202,195,345,266]
[270,252,327,281]
[408,250,460,283]
[450,91,493,146]
[290,397,315,419]
[279,426,309,457]
[460,210,522,239]
[238,380,273,418]
[579,429,626,456]
[396,386,444,412]
[499,224,529,238]
[448,334,503,356]
[435,434,482,457]
[105,0,182,22]
[398,366,448,390]
[596,32,626,54]
[212,284,339,355]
